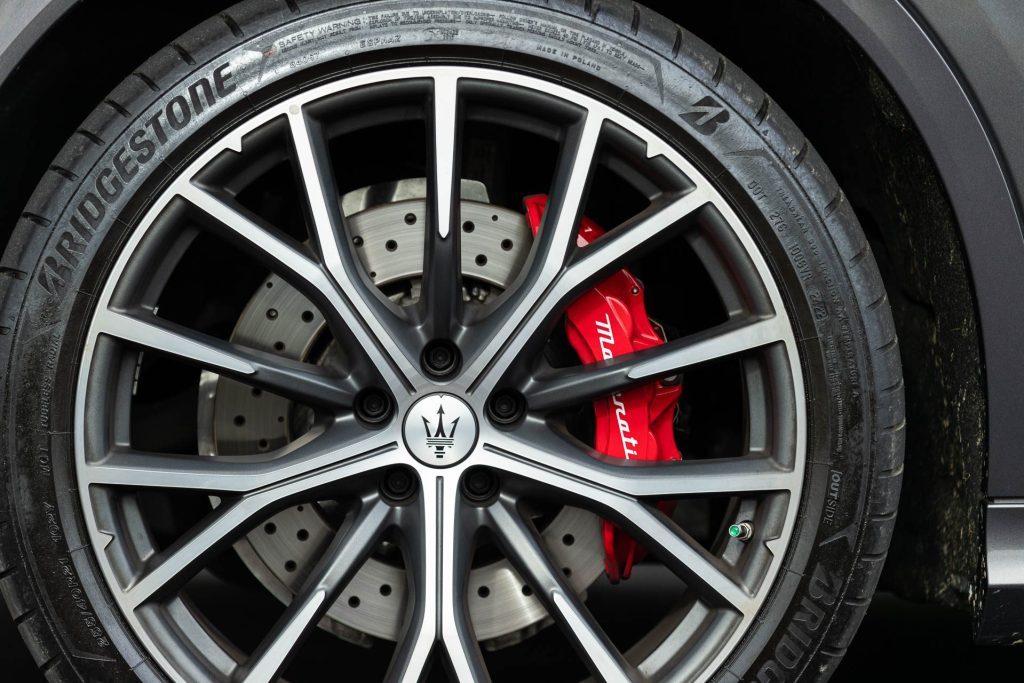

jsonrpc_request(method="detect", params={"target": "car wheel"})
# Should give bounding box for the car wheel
[0,1,904,681]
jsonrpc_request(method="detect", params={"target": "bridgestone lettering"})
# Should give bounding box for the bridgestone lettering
[38,63,236,295]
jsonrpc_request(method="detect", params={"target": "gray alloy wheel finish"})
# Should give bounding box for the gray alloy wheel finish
[74,66,806,682]
[196,182,605,647]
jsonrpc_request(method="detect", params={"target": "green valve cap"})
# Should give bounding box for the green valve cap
[728,521,753,541]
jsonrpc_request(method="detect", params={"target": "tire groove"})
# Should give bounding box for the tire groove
[754,94,770,125]
[712,55,725,86]
[883,417,907,433]
[20,212,51,227]
[849,244,869,268]
[879,464,905,479]
[793,139,808,168]
[170,43,196,65]
[13,608,36,627]
[49,164,79,181]
[77,129,105,146]
[103,99,131,118]
[220,13,245,38]
[133,72,160,92]
[867,292,888,311]
[824,190,844,218]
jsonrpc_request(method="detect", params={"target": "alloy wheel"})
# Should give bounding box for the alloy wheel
[75,66,805,682]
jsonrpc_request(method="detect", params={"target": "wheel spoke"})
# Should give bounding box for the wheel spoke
[559,187,712,298]
[178,179,411,389]
[485,426,796,499]
[84,427,398,494]
[470,186,712,396]
[523,314,788,411]
[461,110,605,386]
[485,447,756,615]
[239,495,394,683]
[123,496,262,610]
[94,308,356,408]
[618,501,755,615]
[487,498,634,682]
[420,73,464,338]
[287,106,421,389]
[118,445,398,611]
[387,475,488,682]
[176,181,327,297]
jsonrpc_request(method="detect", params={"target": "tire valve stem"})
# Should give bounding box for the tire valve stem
[728,521,754,542]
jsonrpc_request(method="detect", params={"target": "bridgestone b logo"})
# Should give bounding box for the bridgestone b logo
[38,63,236,295]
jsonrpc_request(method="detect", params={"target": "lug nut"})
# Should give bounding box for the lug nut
[462,468,499,504]
[487,390,525,425]
[355,388,392,425]
[382,467,416,503]
[422,339,460,377]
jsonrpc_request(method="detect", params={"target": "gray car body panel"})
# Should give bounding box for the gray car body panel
[1,0,1022,641]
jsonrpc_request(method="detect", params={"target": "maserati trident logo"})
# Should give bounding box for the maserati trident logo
[403,393,477,467]
[423,404,459,457]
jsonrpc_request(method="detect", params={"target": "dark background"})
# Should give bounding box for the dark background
[3,591,1022,681]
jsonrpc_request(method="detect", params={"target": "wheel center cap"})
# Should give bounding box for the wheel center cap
[403,393,477,467]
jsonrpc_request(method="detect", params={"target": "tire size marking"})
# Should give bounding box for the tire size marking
[58,557,112,650]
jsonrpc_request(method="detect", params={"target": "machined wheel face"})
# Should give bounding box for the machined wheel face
[74,66,805,682]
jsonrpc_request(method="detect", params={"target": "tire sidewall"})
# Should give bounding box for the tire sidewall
[4,2,877,680]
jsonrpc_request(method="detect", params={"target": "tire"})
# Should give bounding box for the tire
[0,1,904,681]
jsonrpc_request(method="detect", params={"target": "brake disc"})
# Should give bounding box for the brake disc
[198,179,604,648]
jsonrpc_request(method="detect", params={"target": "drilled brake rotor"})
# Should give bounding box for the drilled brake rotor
[198,180,604,647]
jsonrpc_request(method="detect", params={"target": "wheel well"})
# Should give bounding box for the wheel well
[648,0,986,610]
[0,0,986,611]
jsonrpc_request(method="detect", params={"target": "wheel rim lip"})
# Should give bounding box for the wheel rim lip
[72,64,807,682]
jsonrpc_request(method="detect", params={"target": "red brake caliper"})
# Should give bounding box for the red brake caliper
[524,195,682,582]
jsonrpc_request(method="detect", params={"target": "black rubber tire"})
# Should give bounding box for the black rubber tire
[0,1,905,681]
